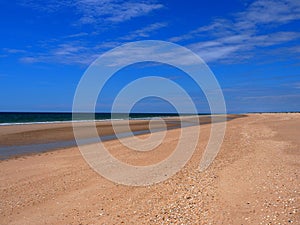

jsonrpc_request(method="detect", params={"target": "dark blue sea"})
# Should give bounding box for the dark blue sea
[0,112,186,125]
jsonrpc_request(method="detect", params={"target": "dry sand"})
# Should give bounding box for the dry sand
[0,113,299,224]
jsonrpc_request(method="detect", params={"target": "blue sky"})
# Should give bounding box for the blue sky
[0,0,299,113]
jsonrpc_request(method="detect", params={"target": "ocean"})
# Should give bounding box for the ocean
[0,112,185,125]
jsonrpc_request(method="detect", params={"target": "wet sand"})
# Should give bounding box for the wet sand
[0,116,217,147]
[0,113,299,224]
[0,115,240,159]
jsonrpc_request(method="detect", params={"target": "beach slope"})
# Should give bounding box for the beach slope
[0,113,299,224]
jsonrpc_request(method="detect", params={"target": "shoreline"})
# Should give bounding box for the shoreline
[0,113,227,127]
[0,114,244,160]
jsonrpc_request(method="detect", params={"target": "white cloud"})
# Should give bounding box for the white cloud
[170,0,300,41]
[18,37,133,65]
[22,0,164,25]
[185,31,300,63]
[20,57,39,64]
[53,44,87,55]
[3,48,26,54]
[17,0,300,65]
[64,32,89,38]
[293,82,300,89]
[102,2,163,23]
[193,45,242,63]
[252,32,300,46]
[169,0,300,63]
[168,19,234,42]
[236,0,300,26]
[20,42,100,65]
[83,42,208,67]
[121,22,168,40]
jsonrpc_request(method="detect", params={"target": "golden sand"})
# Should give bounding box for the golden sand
[0,113,299,224]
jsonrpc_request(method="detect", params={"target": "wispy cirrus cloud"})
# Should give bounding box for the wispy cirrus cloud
[21,0,164,25]
[291,82,300,89]
[63,32,89,39]
[16,0,166,65]
[120,22,168,40]
[19,39,131,65]
[16,0,300,65]
[169,0,300,63]
[20,42,100,65]
[187,31,300,63]
[236,0,300,27]
[3,48,27,54]
[171,0,300,42]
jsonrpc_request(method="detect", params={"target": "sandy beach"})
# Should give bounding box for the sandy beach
[0,115,229,147]
[0,113,299,224]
